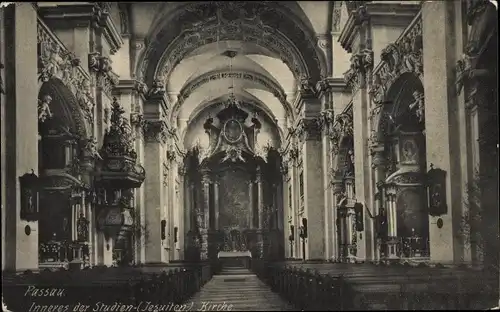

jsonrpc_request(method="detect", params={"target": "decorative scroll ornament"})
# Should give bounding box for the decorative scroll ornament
[369,18,423,105]
[38,95,53,123]
[100,98,137,160]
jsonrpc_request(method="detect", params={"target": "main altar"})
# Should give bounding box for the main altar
[181,94,285,265]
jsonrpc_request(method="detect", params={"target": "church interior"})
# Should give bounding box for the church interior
[1,1,499,310]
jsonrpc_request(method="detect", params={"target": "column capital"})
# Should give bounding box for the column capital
[143,119,169,144]
[296,117,322,142]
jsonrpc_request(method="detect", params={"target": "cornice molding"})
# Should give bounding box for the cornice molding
[38,3,123,55]
[338,3,421,53]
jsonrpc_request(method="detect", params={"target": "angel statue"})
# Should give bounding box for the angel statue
[84,136,102,160]
[38,95,53,123]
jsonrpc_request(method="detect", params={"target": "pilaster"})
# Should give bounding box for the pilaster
[300,115,326,260]
[422,1,467,264]
[3,3,39,272]
[142,119,168,263]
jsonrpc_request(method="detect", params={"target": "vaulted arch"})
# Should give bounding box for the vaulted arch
[137,1,327,92]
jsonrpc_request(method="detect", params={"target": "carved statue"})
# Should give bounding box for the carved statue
[402,36,423,76]
[84,136,102,160]
[45,44,64,78]
[38,95,53,123]
[77,213,89,242]
[345,149,355,176]
[408,91,425,123]
[149,76,166,96]
[466,0,497,56]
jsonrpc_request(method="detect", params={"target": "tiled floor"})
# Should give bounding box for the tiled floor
[188,268,298,311]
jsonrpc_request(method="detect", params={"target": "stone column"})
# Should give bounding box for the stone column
[322,128,334,260]
[385,185,398,259]
[248,181,254,229]
[331,179,344,261]
[143,120,167,264]
[177,166,186,260]
[371,144,386,261]
[200,171,211,260]
[2,3,39,272]
[256,168,264,258]
[302,118,326,260]
[214,180,219,230]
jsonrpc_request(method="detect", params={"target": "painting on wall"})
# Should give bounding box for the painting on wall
[396,189,428,239]
[219,168,250,229]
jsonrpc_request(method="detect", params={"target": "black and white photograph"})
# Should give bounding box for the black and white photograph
[1,1,498,311]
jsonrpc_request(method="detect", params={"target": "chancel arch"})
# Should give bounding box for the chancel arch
[138,1,327,97]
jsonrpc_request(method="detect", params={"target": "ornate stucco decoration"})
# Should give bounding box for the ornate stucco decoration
[175,70,287,108]
[143,119,169,144]
[202,95,261,163]
[148,75,166,98]
[332,1,343,33]
[343,49,373,92]
[88,52,119,98]
[369,16,423,106]
[319,108,354,154]
[318,108,335,136]
[145,2,325,98]
[296,117,322,142]
[92,2,123,54]
[130,112,145,137]
[37,18,94,132]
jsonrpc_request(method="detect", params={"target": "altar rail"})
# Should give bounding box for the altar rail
[2,262,213,312]
[252,260,498,310]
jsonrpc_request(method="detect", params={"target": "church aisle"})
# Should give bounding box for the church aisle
[188,269,298,311]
